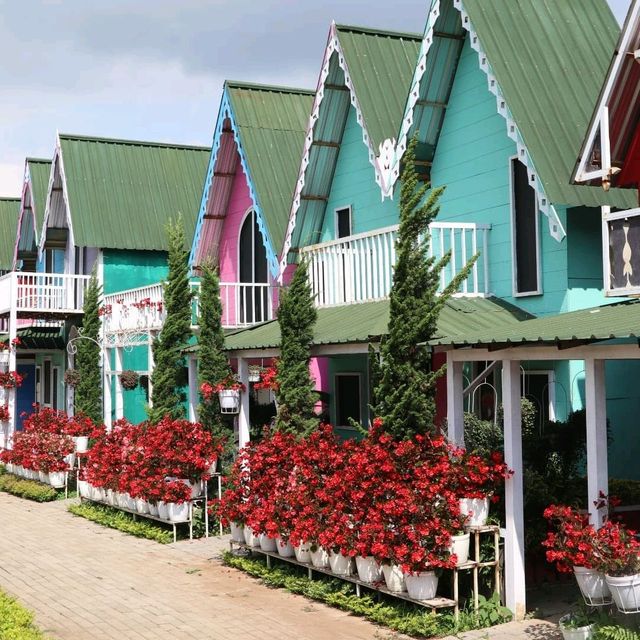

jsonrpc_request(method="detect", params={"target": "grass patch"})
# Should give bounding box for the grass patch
[0,589,49,639]
[0,473,59,502]
[223,552,510,638]
[68,502,174,544]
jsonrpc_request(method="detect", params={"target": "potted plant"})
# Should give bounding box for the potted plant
[0,371,24,389]
[119,370,139,391]
[64,368,81,388]
[214,375,246,414]
[0,404,10,422]
[558,610,596,640]
[599,520,640,612]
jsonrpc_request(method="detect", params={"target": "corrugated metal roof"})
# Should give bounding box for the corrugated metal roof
[0,198,20,271]
[0,326,65,350]
[223,296,529,351]
[59,134,210,251]
[462,0,635,209]
[27,158,52,238]
[228,82,314,254]
[431,298,640,347]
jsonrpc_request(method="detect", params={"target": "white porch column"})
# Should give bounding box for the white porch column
[446,354,465,446]
[66,349,75,417]
[585,358,608,528]
[103,347,112,430]
[147,331,154,407]
[187,355,198,423]
[238,357,250,449]
[7,273,17,446]
[502,359,526,619]
[114,346,124,420]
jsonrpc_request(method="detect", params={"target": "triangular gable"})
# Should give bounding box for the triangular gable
[394,0,634,243]
[189,82,313,277]
[278,23,421,279]
[573,0,640,190]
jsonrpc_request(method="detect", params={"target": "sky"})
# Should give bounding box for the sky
[0,0,632,196]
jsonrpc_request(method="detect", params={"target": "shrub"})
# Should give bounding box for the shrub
[0,474,58,502]
[0,589,48,640]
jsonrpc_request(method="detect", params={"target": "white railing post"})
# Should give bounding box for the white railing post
[7,273,17,445]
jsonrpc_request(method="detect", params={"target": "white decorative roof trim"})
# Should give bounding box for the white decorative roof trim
[279,23,393,280]
[391,0,566,243]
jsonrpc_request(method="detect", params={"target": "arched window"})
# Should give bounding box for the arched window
[238,209,269,323]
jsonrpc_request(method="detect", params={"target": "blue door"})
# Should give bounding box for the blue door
[16,364,36,431]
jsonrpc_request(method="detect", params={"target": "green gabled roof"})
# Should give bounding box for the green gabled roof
[336,25,422,152]
[59,134,211,251]
[223,296,530,351]
[0,198,20,271]
[431,298,640,347]
[227,82,314,252]
[463,0,635,210]
[26,158,52,237]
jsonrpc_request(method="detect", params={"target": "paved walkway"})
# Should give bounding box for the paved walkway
[0,492,560,640]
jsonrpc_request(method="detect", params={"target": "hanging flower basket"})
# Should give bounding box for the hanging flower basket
[0,371,24,388]
[0,404,9,422]
[120,370,140,391]
[201,375,246,414]
[64,368,81,388]
[218,389,240,414]
[248,365,263,383]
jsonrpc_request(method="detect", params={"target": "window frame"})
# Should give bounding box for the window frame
[334,205,353,240]
[510,156,542,297]
[334,372,362,428]
[521,369,556,423]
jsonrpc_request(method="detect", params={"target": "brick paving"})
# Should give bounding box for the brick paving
[0,492,560,640]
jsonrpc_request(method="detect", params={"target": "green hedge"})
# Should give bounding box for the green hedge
[68,502,174,544]
[223,552,510,638]
[0,589,48,640]
[0,474,59,502]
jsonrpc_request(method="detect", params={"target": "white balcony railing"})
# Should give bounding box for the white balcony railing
[102,281,279,334]
[300,222,491,307]
[0,272,91,316]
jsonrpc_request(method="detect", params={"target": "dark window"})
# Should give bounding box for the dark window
[335,374,361,426]
[238,210,269,323]
[336,207,352,239]
[44,360,51,406]
[512,159,539,294]
[53,367,59,409]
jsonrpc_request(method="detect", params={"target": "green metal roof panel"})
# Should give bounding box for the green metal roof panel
[59,135,211,251]
[463,0,635,209]
[336,25,422,151]
[227,83,314,252]
[224,296,529,351]
[432,299,640,347]
[0,326,65,350]
[27,158,52,237]
[0,198,20,271]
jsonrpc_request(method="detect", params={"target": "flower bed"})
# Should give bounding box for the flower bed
[213,420,510,598]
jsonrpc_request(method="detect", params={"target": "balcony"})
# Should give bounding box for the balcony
[299,222,491,307]
[0,272,91,317]
[102,281,279,334]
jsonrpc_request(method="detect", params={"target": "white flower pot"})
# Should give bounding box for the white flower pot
[310,546,330,568]
[259,534,277,552]
[126,493,136,510]
[356,556,383,583]
[75,436,89,453]
[558,615,595,640]
[243,526,260,547]
[106,489,116,506]
[117,492,128,508]
[382,564,406,592]
[230,521,245,543]
[77,480,89,498]
[218,389,240,414]
[135,498,149,514]
[460,497,490,526]
[168,502,189,523]
[5,463,13,474]
[294,542,312,563]
[64,453,76,469]
[38,471,48,484]
[405,571,438,600]
[606,573,640,612]
[148,502,159,517]
[207,459,218,475]
[48,471,66,488]
[157,501,169,520]
[29,469,37,481]
[189,481,202,499]
[574,566,611,605]
[449,533,471,565]
[276,537,295,557]
[329,551,354,576]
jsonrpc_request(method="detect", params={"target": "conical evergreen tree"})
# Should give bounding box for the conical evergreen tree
[372,138,476,439]
[148,216,193,423]
[197,263,232,438]
[74,271,102,423]
[274,259,319,435]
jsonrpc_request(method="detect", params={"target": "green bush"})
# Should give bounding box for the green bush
[223,552,510,638]
[0,474,58,502]
[68,502,174,544]
[0,589,48,640]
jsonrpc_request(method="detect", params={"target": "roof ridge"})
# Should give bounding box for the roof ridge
[225,80,315,95]
[58,133,210,151]
[0,197,20,202]
[335,23,422,40]
[26,157,51,164]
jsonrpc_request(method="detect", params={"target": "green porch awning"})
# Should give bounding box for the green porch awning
[430,299,640,348]
[0,326,65,350]
[216,296,530,353]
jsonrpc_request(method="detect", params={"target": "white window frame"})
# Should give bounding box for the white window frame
[510,156,542,297]
[334,372,362,428]
[521,369,556,423]
[37,360,61,409]
[334,205,353,240]
[237,207,269,285]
